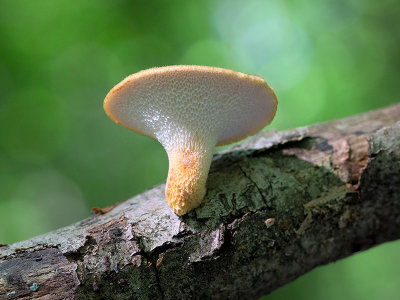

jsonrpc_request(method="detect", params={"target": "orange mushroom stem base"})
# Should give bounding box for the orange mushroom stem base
[165,148,213,215]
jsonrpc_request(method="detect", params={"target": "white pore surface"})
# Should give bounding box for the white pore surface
[104,66,277,152]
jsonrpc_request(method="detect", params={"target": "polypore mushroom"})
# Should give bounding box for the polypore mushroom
[104,65,277,215]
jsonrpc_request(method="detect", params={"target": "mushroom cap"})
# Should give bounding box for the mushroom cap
[104,65,277,146]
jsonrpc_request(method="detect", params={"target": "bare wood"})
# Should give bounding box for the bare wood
[1,104,400,300]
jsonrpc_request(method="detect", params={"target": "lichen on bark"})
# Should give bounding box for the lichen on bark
[1,105,400,300]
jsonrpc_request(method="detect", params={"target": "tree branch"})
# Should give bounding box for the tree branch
[1,104,400,300]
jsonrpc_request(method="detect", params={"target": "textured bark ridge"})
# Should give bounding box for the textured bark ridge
[1,104,400,300]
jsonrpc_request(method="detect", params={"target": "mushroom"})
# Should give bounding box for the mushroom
[104,65,277,215]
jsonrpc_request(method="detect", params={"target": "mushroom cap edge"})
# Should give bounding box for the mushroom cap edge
[103,65,278,146]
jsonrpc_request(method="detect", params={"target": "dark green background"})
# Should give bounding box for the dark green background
[0,1,399,299]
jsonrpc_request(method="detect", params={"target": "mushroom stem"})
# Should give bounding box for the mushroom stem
[165,145,214,215]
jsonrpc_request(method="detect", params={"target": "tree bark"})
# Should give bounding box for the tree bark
[1,104,400,300]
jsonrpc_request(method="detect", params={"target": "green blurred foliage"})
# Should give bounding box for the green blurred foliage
[0,0,399,298]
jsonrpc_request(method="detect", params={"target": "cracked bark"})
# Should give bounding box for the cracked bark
[1,104,400,300]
